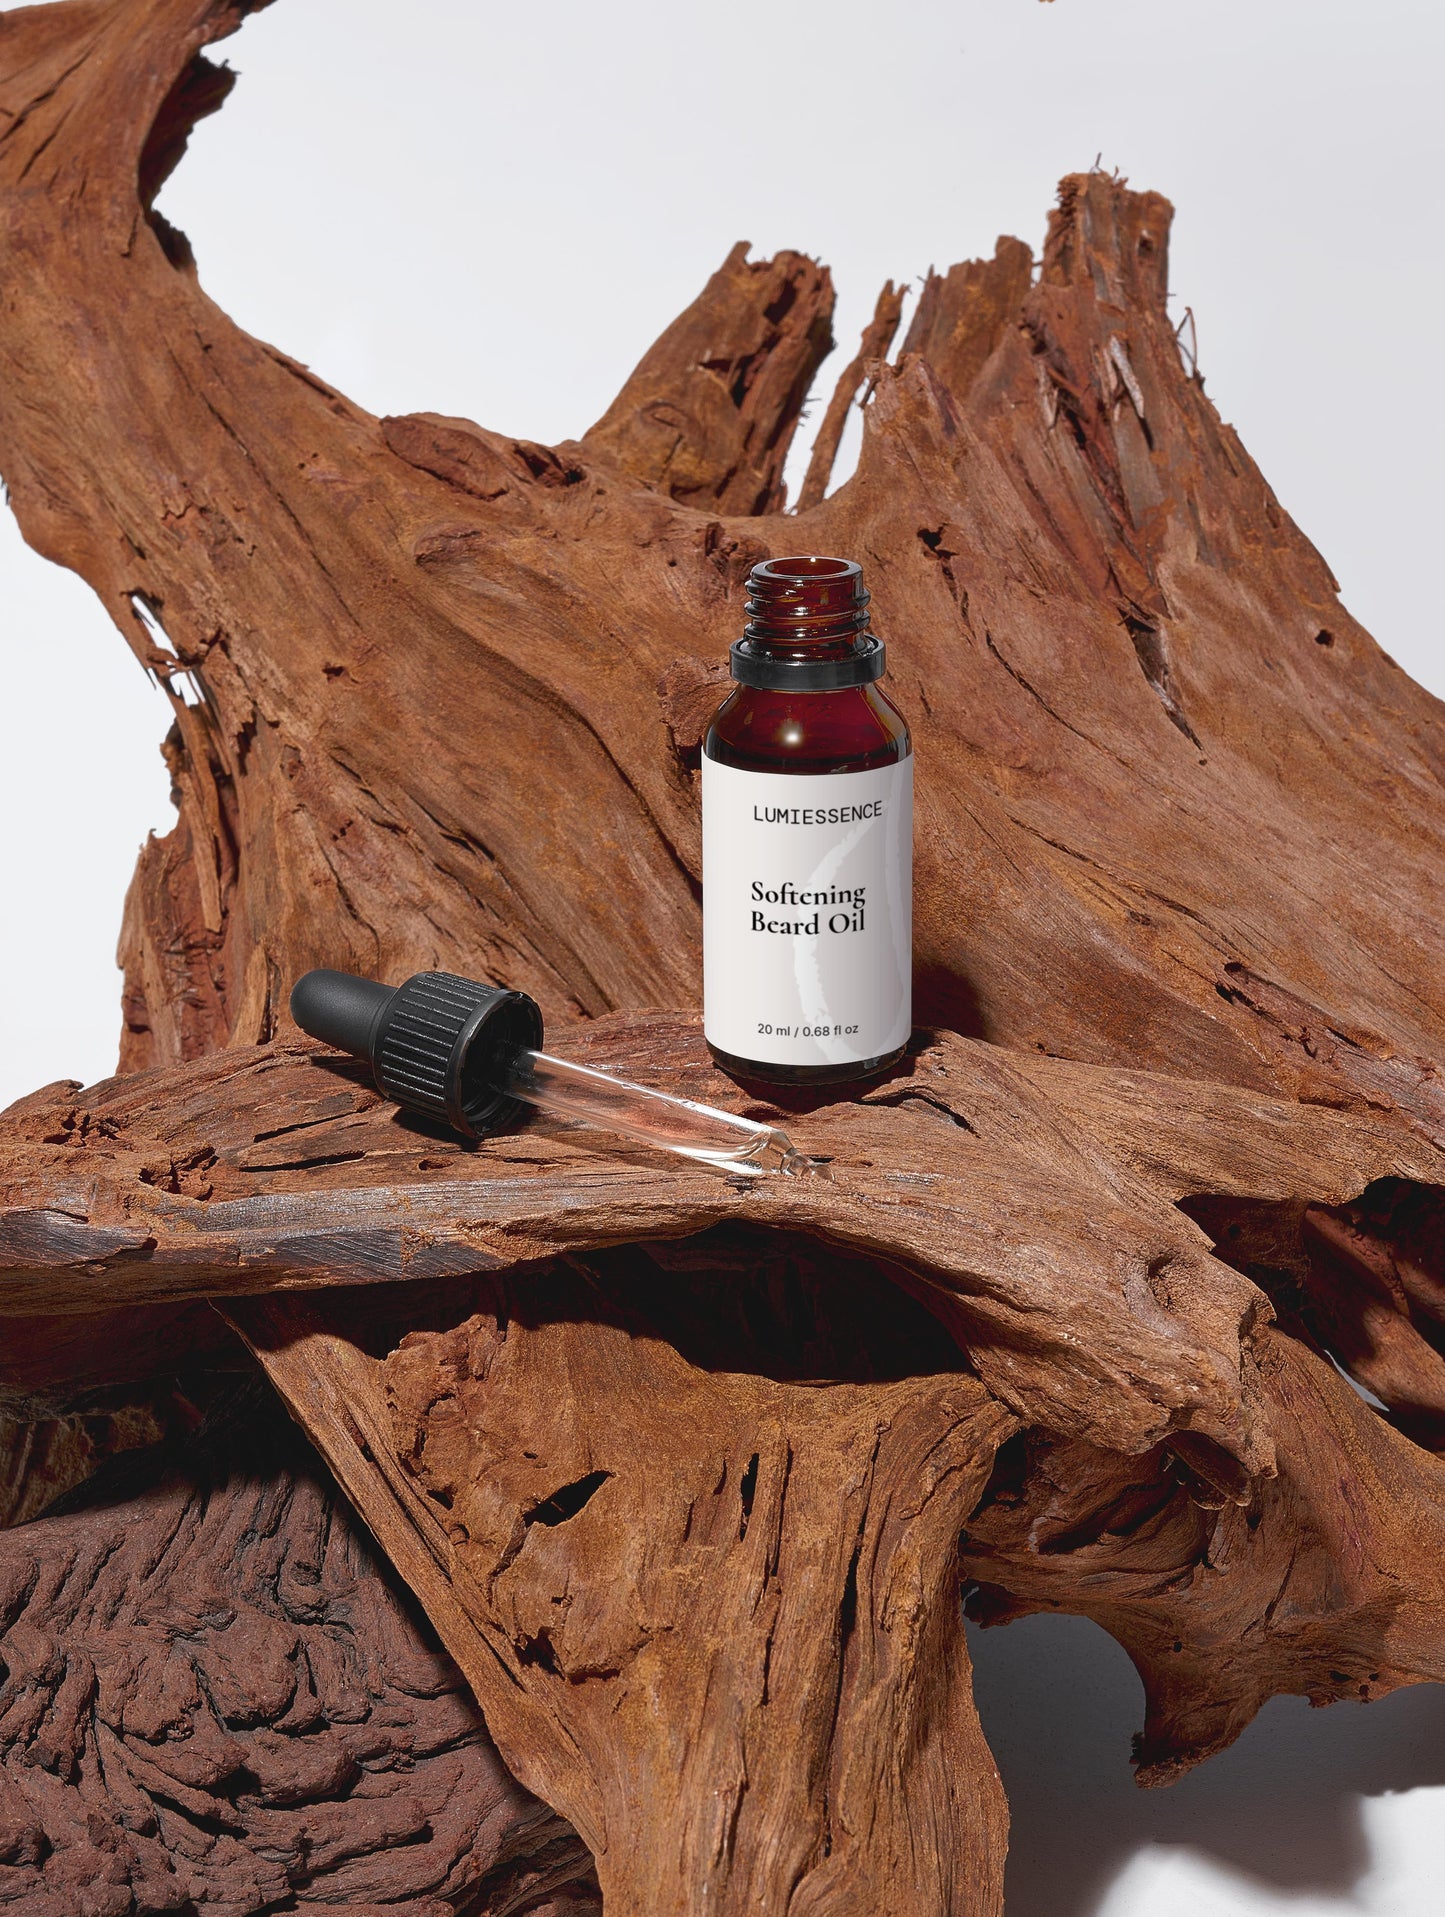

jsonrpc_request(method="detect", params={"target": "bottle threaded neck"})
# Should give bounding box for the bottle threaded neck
[744,556,870,651]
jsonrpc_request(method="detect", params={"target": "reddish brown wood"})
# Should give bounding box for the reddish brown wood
[795,279,905,512]
[961,1322,1445,1786]
[7,1021,1437,1477]
[2,0,1445,1912]
[4,1022,1444,1879]
[0,1405,162,1527]
[0,1384,599,1914]
[895,236,1033,411]
[582,239,835,514]
[224,1273,1015,1917]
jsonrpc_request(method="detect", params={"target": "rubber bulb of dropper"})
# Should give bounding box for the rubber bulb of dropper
[289,969,396,1059]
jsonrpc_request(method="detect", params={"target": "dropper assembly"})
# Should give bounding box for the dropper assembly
[290,969,820,1177]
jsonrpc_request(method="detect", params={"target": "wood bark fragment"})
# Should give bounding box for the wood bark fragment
[795,279,905,512]
[895,236,1033,408]
[581,240,836,513]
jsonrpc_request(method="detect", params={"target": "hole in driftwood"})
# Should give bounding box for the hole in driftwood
[1181,1178,1445,1452]
[738,1452,760,1539]
[527,1471,611,1528]
[518,1631,561,1675]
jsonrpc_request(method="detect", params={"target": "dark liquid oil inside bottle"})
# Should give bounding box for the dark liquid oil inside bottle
[703,557,912,1087]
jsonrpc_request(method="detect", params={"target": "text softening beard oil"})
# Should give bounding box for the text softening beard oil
[702,556,913,1085]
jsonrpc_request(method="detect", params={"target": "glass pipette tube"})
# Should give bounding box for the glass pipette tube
[495,1047,821,1177]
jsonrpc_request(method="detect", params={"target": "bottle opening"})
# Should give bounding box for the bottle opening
[756,556,857,582]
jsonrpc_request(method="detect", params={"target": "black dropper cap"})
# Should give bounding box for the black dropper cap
[290,968,544,1140]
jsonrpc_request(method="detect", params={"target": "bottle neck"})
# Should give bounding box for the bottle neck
[732,555,883,689]
[742,554,870,660]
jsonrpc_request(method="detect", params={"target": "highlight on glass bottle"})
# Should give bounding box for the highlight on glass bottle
[289,968,824,1178]
[700,555,914,1088]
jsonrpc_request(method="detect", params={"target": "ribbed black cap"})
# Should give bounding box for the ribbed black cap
[729,632,885,689]
[290,967,544,1140]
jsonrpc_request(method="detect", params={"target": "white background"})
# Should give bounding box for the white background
[1,2,1442,1909]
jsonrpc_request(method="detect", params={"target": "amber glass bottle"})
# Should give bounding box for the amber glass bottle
[702,556,913,1085]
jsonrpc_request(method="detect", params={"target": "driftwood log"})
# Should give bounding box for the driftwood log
[2,0,1444,1912]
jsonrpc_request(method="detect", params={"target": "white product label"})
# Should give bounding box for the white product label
[702,756,913,1067]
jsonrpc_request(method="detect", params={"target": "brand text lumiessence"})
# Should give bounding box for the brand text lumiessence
[750,799,884,825]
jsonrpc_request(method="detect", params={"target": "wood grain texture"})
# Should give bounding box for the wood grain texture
[962,1325,1445,1786]
[795,279,904,512]
[7,1025,1442,1906]
[226,1270,1016,1917]
[0,1384,599,1915]
[580,240,835,513]
[4,1017,1437,1479]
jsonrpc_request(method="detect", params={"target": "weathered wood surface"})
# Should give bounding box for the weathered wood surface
[1,0,1441,1133]
[961,1323,1445,1788]
[0,1383,599,1915]
[4,0,1445,1912]
[0,1375,210,1529]
[0,1298,246,1525]
[226,1273,1016,1917]
[5,1018,1445,1909]
[4,1017,1438,1478]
